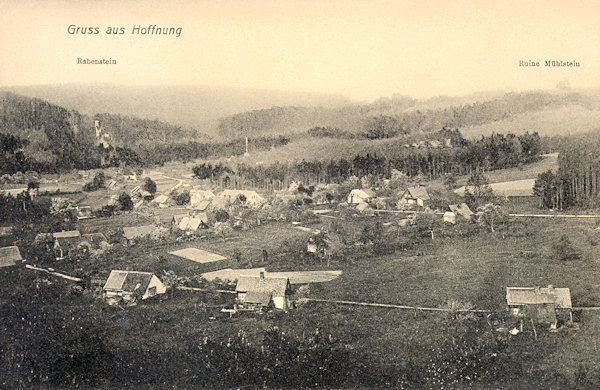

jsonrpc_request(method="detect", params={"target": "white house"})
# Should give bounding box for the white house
[347,188,376,204]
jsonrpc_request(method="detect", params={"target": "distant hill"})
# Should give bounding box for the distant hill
[216,90,599,138]
[0,84,351,134]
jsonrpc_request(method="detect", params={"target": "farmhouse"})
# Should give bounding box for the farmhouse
[173,214,209,232]
[152,194,170,207]
[190,190,215,206]
[103,270,166,304]
[52,230,82,259]
[506,285,572,329]
[122,225,159,244]
[0,246,23,268]
[398,187,430,208]
[236,272,291,311]
[219,189,265,206]
[347,188,376,204]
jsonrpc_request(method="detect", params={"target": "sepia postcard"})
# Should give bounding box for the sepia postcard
[1,0,600,388]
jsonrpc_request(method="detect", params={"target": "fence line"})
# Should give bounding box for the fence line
[300,298,489,313]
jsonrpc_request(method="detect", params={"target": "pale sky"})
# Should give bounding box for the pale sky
[1,0,599,101]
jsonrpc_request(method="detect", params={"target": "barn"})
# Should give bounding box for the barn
[506,285,572,329]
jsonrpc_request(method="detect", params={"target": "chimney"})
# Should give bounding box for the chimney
[259,271,265,280]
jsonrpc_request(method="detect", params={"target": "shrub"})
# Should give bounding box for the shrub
[117,192,133,211]
[552,234,581,261]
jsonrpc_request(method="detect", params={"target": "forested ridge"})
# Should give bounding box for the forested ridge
[0,92,289,174]
[217,91,592,138]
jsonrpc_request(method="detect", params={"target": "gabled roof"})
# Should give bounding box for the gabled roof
[0,246,22,267]
[191,200,211,211]
[123,225,156,240]
[169,248,227,263]
[152,195,169,204]
[349,188,376,199]
[236,275,289,297]
[103,270,154,292]
[52,230,81,239]
[406,187,430,200]
[506,286,572,309]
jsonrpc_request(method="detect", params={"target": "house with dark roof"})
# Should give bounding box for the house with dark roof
[398,187,430,208]
[103,270,166,304]
[52,230,82,259]
[0,246,23,268]
[506,285,572,329]
[235,272,291,311]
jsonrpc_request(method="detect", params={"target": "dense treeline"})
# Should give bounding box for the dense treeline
[217,92,589,138]
[534,132,600,209]
[196,131,542,190]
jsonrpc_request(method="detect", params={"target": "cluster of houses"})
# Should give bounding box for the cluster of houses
[347,186,473,224]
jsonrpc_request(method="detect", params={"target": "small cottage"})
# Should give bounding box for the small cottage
[506,285,572,329]
[347,189,376,205]
[103,270,166,304]
[443,211,456,224]
[236,273,291,311]
[52,230,82,259]
[398,187,430,208]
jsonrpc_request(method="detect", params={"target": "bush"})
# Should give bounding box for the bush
[142,177,157,194]
[552,234,581,261]
[83,172,106,192]
[171,190,190,205]
[117,192,133,211]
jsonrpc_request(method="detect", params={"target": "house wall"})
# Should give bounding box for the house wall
[273,296,288,310]
[142,276,166,299]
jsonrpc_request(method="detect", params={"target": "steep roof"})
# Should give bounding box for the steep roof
[103,270,154,292]
[244,290,273,306]
[406,187,430,200]
[169,248,227,263]
[236,275,289,297]
[191,200,211,211]
[0,246,22,267]
[152,195,169,204]
[506,286,572,309]
[123,225,156,240]
[350,188,376,199]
